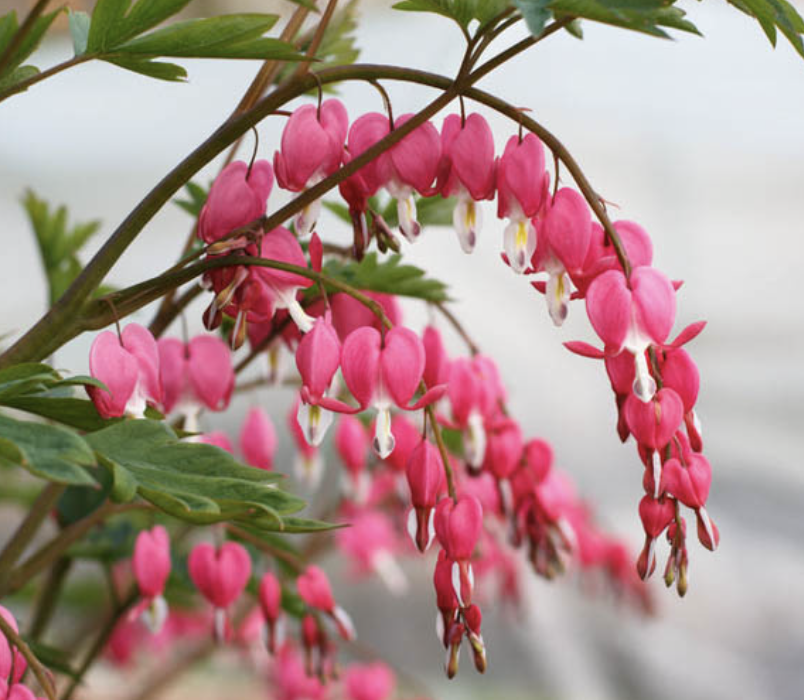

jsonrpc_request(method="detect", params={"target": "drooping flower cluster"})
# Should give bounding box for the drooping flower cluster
[76,94,717,694]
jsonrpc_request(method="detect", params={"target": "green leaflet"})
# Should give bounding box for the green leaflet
[85,421,307,529]
[0,414,96,486]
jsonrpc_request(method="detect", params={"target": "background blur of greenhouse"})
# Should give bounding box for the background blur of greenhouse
[1,0,804,698]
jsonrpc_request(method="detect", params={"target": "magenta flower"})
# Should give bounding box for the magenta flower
[158,334,234,428]
[330,291,401,341]
[87,323,162,419]
[532,187,592,325]
[585,265,676,402]
[438,113,496,253]
[406,439,445,553]
[340,326,446,458]
[496,133,550,273]
[434,494,484,607]
[296,565,355,641]
[197,160,273,246]
[131,525,171,633]
[274,99,348,238]
[188,542,252,640]
[344,112,441,241]
[258,572,284,654]
[335,414,371,500]
[344,662,396,700]
[240,406,277,471]
[295,315,342,447]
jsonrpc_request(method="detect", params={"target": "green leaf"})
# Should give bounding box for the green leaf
[22,191,103,306]
[392,0,476,28]
[726,0,804,58]
[548,0,701,38]
[1,396,113,432]
[318,253,450,303]
[0,8,61,79]
[514,0,551,36]
[115,14,301,60]
[0,363,59,400]
[265,516,345,533]
[23,640,79,680]
[0,64,38,91]
[173,180,208,217]
[57,476,111,526]
[86,0,130,52]
[105,55,187,81]
[0,414,96,485]
[85,421,305,526]
[69,11,92,56]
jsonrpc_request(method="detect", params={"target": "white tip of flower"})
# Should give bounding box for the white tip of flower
[633,350,657,403]
[214,608,227,643]
[546,271,571,326]
[295,198,322,239]
[652,450,663,499]
[297,401,333,448]
[699,507,717,551]
[451,560,465,608]
[464,411,487,469]
[427,509,436,551]
[274,615,287,649]
[124,382,148,420]
[372,407,396,459]
[142,595,168,635]
[693,410,703,437]
[644,538,656,580]
[294,452,323,491]
[453,197,481,253]
[436,611,446,644]
[286,298,315,334]
[503,218,535,275]
[397,194,421,242]
[372,550,409,596]
[406,508,419,549]
[332,605,356,641]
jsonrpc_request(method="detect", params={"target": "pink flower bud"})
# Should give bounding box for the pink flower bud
[330,292,401,341]
[406,440,445,553]
[296,566,335,612]
[624,388,684,451]
[197,160,273,244]
[435,495,483,563]
[482,418,523,481]
[422,325,450,389]
[133,526,171,599]
[335,415,370,479]
[240,407,277,470]
[662,454,712,510]
[344,662,396,700]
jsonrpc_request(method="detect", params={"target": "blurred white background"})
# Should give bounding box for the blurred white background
[1,1,804,698]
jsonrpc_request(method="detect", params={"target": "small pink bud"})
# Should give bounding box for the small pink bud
[240,407,277,470]
[188,542,252,611]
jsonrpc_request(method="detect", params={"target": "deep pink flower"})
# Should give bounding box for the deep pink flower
[197,160,273,245]
[188,542,252,639]
[336,510,407,594]
[258,572,283,653]
[496,133,550,273]
[531,187,592,325]
[406,440,445,553]
[585,266,676,402]
[434,495,484,606]
[295,315,342,447]
[296,566,354,641]
[330,291,401,341]
[274,99,349,236]
[422,325,450,389]
[339,326,446,459]
[438,113,496,252]
[335,415,370,499]
[158,334,234,423]
[344,662,396,700]
[87,323,162,419]
[131,525,171,633]
[240,406,277,470]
